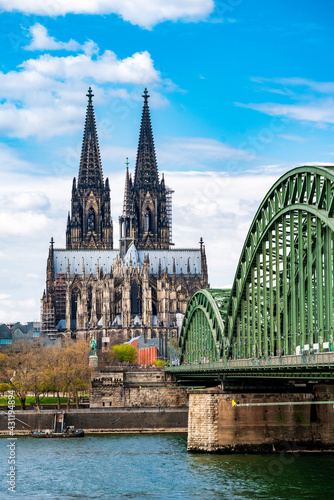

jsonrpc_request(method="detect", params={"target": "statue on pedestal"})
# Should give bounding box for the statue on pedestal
[90,337,97,356]
[89,336,98,368]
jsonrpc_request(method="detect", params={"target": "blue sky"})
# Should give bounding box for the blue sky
[0,0,334,322]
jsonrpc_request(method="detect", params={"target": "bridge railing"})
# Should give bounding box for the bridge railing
[168,351,334,372]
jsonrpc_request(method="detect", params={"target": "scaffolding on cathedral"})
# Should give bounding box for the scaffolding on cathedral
[40,303,57,339]
[166,187,174,245]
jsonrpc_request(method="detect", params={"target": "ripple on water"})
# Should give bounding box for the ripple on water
[0,434,333,500]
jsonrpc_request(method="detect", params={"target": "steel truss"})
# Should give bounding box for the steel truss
[179,166,334,365]
[179,288,230,364]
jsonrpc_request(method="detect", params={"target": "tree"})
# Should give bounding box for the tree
[0,355,12,396]
[154,359,169,367]
[59,339,90,409]
[42,340,90,410]
[0,339,91,410]
[0,342,35,409]
[43,344,66,410]
[0,382,11,395]
[26,345,49,410]
[110,344,138,364]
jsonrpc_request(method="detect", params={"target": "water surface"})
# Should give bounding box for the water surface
[0,434,332,499]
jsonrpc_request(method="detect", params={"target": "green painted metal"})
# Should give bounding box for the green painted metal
[178,166,334,366]
[179,288,230,364]
[166,351,334,379]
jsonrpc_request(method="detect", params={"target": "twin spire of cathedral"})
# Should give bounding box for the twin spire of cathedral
[119,88,170,255]
[134,88,159,191]
[78,87,104,190]
[66,87,170,254]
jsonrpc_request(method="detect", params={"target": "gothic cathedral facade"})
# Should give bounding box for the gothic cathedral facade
[41,88,209,347]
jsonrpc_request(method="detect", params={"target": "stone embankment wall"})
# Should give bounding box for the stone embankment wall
[188,385,334,453]
[90,368,188,409]
[0,409,188,435]
[0,369,189,436]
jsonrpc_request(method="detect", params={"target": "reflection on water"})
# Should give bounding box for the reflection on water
[0,434,332,499]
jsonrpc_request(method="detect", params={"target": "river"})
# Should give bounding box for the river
[0,434,333,499]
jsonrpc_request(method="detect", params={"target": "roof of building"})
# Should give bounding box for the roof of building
[123,242,139,267]
[53,247,202,277]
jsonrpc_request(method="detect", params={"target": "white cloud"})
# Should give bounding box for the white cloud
[0,0,214,29]
[241,77,334,127]
[252,77,334,94]
[25,23,83,52]
[0,171,72,322]
[0,298,38,324]
[103,136,253,175]
[0,192,50,212]
[0,212,50,235]
[0,103,84,139]
[22,50,161,84]
[158,137,251,169]
[167,170,283,289]
[278,134,306,142]
[236,100,334,125]
[0,25,166,139]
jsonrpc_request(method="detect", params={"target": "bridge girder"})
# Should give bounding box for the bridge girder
[179,289,230,364]
[179,166,334,364]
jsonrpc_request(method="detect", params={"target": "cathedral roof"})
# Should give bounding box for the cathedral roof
[53,248,202,277]
[54,249,119,276]
[78,87,104,190]
[124,242,139,266]
[134,88,159,191]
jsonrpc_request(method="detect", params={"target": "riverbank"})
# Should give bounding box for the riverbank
[0,407,188,435]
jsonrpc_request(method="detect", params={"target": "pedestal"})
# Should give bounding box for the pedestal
[89,355,98,368]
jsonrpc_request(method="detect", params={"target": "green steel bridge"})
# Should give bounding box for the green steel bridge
[167,166,334,383]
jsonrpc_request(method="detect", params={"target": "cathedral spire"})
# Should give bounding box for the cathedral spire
[134,88,159,190]
[78,87,103,190]
[119,158,135,258]
[123,158,133,216]
[66,88,113,250]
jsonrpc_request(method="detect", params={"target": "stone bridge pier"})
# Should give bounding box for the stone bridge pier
[187,385,334,453]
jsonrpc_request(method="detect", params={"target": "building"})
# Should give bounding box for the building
[128,335,178,365]
[41,88,209,347]
[0,322,57,350]
[90,368,188,409]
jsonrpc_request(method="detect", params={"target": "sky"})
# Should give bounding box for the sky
[0,0,334,323]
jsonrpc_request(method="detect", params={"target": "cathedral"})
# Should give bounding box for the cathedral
[41,88,209,348]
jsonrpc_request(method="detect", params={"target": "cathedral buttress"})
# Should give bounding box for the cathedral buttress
[66,87,113,249]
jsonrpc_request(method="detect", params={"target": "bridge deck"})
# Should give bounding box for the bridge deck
[167,352,334,379]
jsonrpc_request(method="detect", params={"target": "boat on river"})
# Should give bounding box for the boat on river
[31,410,84,438]
[31,427,84,438]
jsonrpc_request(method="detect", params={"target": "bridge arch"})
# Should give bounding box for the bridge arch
[179,289,230,364]
[180,166,334,362]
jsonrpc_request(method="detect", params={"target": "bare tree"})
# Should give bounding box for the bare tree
[0,342,36,410]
